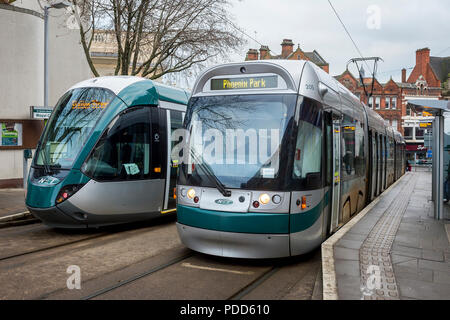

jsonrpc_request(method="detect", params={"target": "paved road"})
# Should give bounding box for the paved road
[0,217,321,300]
[0,188,26,218]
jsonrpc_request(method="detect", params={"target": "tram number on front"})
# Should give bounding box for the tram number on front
[305,84,315,91]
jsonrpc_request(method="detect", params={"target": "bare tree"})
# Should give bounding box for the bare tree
[71,0,245,78]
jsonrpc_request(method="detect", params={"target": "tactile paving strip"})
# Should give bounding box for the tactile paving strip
[359,174,417,300]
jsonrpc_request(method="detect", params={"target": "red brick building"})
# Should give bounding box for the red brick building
[336,70,404,133]
[245,39,329,73]
[336,48,443,162]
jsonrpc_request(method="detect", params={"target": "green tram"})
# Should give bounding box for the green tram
[26,77,188,228]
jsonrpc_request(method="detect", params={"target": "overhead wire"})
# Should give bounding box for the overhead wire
[327,0,381,98]
[435,46,450,56]
[327,0,371,72]
[207,8,280,57]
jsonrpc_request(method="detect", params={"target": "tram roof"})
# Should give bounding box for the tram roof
[68,76,190,106]
[192,60,308,96]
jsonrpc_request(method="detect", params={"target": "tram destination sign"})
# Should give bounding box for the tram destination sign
[211,75,278,90]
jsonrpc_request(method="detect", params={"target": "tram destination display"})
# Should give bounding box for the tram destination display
[211,75,278,90]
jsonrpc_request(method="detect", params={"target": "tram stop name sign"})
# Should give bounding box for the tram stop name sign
[30,106,52,119]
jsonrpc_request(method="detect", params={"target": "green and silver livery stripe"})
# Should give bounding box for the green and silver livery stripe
[177,189,329,234]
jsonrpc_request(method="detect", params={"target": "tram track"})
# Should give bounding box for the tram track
[81,252,195,300]
[227,266,280,300]
[0,216,176,262]
[0,217,320,300]
[81,256,319,300]
[80,252,281,301]
[0,232,109,262]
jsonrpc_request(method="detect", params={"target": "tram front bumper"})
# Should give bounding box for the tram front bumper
[27,205,87,228]
[176,223,290,259]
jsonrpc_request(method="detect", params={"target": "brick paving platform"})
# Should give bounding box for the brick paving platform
[325,171,450,300]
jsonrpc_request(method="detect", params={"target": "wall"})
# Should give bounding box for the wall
[0,2,92,186]
[47,9,92,105]
[0,4,44,119]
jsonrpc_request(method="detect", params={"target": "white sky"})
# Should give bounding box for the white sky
[226,0,450,83]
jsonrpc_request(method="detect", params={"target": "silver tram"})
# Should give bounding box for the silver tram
[175,60,405,258]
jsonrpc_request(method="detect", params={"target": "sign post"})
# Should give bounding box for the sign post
[30,106,52,119]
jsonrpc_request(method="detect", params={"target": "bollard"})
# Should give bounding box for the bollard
[23,149,33,189]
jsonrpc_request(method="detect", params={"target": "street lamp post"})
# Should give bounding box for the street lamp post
[43,1,70,108]
[23,1,71,190]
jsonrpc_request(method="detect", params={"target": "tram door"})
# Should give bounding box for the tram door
[377,134,382,195]
[164,109,185,211]
[329,115,342,233]
[381,136,385,191]
[370,131,377,200]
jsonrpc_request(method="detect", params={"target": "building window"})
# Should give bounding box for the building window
[391,119,398,130]
[406,106,411,116]
[392,97,397,110]
[368,96,373,109]
[404,127,413,140]
[385,97,390,109]
[375,96,380,109]
[415,127,424,139]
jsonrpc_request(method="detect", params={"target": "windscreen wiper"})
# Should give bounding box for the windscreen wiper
[39,143,51,175]
[190,148,231,197]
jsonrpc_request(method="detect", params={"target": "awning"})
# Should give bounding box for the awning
[407,99,450,115]
[406,144,426,152]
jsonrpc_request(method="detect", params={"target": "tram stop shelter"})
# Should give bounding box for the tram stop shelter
[407,99,450,220]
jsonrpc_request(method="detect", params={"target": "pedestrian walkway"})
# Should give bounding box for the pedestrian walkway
[322,171,450,300]
[0,188,27,218]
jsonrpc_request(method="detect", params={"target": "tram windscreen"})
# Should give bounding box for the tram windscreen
[179,94,296,190]
[35,87,115,169]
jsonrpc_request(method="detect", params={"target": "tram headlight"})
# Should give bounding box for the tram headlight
[180,188,187,198]
[259,193,271,205]
[187,188,196,199]
[55,184,85,205]
[272,194,282,204]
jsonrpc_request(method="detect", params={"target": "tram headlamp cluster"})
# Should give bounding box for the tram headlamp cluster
[186,188,196,199]
[55,184,85,205]
[253,193,282,208]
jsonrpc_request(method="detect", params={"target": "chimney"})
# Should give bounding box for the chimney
[416,48,430,75]
[401,68,407,83]
[246,49,258,61]
[281,39,294,58]
[259,45,269,60]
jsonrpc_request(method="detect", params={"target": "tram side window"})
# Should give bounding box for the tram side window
[354,119,365,176]
[82,108,151,181]
[292,98,322,188]
[341,115,356,177]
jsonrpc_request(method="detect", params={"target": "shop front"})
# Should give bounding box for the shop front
[406,143,429,164]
